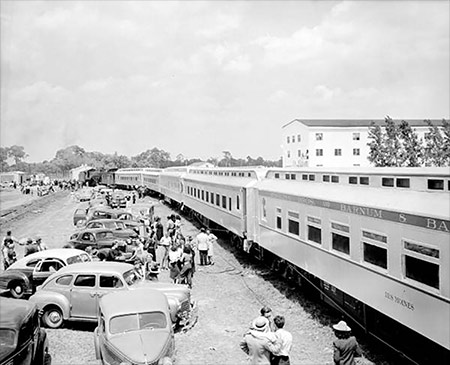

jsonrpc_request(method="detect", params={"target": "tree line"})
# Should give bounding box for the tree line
[367,117,450,167]
[0,145,282,177]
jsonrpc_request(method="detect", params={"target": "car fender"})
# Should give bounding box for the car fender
[0,269,32,291]
[166,297,180,323]
[29,291,71,320]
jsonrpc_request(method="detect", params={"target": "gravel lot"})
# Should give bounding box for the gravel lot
[0,188,392,364]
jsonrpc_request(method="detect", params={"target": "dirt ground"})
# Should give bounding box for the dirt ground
[0,188,392,365]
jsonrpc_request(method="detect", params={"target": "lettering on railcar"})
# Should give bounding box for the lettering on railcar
[340,204,383,218]
[385,291,415,311]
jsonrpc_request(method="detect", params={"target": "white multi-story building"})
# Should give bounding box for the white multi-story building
[281,119,439,167]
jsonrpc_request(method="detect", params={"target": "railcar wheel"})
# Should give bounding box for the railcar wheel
[9,281,26,299]
[42,306,64,329]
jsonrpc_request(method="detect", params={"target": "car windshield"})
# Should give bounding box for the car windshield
[67,253,91,265]
[97,231,114,239]
[122,269,141,286]
[0,329,16,358]
[103,222,117,229]
[109,312,167,334]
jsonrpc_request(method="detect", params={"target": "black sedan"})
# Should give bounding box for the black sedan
[68,228,122,251]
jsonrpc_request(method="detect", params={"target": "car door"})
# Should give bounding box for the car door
[70,274,98,319]
[32,259,64,287]
[97,274,126,299]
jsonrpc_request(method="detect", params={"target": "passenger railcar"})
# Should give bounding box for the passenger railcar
[248,167,449,363]
[182,167,266,237]
[114,168,144,188]
[141,168,162,194]
[159,167,188,206]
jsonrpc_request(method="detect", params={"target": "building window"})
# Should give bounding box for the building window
[275,173,280,179]
[353,148,360,156]
[352,132,360,141]
[298,149,301,157]
[287,136,290,144]
[331,176,339,183]
[292,135,295,143]
[287,151,291,158]
[334,149,342,156]
[363,243,387,269]
[302,174,308,181]
[290,174,296,180]
[323,175,330,182]
[316,133,323,141]
[297,134,301,142]
[316,149,323,156]
[285,174,290,180]
[309,174,315,181]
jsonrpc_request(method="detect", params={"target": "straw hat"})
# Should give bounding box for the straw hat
[333,320,351,332]
[252,316,269,332]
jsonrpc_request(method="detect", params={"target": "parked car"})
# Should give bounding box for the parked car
[85,219,139,240]
[94,289,174,365]
[73,207,88,226]
[109,192,128,209]
[0,248,91,299]
[0,297,51,365]
[86,207,134,223]
[68,228,120,251]
[29,262,193,329]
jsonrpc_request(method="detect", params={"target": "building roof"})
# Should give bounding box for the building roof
[282,119,443,129]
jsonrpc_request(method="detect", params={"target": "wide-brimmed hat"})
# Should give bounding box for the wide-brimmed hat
[252,316,269,332]
[333,320,351,332]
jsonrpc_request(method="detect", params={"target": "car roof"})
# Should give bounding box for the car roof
[56,261,134,275]
[86,219,124,224]
[77,228,115,234]
[0,297,36,329]
[8,248,88,268]
[100,289,168,318]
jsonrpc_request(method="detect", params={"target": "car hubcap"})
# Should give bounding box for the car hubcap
[14,285,23,294]
[49,311,61,324]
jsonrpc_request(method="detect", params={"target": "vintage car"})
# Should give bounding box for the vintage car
[29,262,193,329]
[109,192,129,209]
[94,289,174,365]
[68,228,121,251]
[0,297,51,365]
[0,248,91,299]
[86,208,135,223]
[85,219,139,240]
[73,207,88,226]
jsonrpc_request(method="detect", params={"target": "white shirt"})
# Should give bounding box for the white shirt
[196,232,209,251]
[273,328,293,356]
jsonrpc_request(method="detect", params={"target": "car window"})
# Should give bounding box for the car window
[38,260,63,273]
[123,269,140,286]
[56,275,73,286]
[74,275,96,287]
[99,275,123,288]
[104,222,116,229]
[81,233,94,242]
[26,258,41,268]
[109,312,167,334]
[67,254,91,265]
[88,222,102,229]
[117,214,130,220]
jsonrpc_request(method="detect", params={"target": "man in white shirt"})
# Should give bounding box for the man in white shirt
[195,228,209,266]
[271,315,293,365]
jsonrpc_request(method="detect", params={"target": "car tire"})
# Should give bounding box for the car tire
[43,353,52,365]
[42,306,64,329]
[9,281,26,299]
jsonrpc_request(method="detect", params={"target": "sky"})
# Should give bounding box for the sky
[1,0,449,163]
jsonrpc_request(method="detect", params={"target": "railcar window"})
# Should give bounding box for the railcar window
[276,208,282,229]
[427,179,444,190]
[396,178,410,188]
[291,174,296,180]
[248,173,251,177]
[201,190,204,200]
[349,176,357,184]
[332,233,350,254]
[288,219,299,235]
[359,177,369,185]
[236,195,240,210]
[382,178,394,187]
[302,174,308,180]
[331,222,350,233]
[308,225,321,244]
[316,133,323,141]
[222,195,227,209]
[275,173,280,179]
[262,198,267,219]
[331,176,339,183]
[211,193,214,205]
[353,132,360,140]
[206,191,209,203]
[353,148,360,156]
[404,241,439,258]
[316,149,323,156]
[309,174,315,181]
[323,175,330,182]
[404,255,439,289]
[216,194,220,207]
[362,231,387,243]
[285,174,290,180]
[228,197,232,211]
[334,149,342,156]
[363,243,387,269]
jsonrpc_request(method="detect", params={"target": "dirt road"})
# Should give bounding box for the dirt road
[0,189,387,365]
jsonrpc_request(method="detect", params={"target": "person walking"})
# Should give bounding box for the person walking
[179,245,194,288]
[196,228,209,266]
[332,320,363,365]
[168,243,182,283]
[206,229,217,265]
[271,316,293,365]
[159,232,171,270]
[240,316,281,365]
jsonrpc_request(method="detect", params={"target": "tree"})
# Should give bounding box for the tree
[367,123,385,166]
[398,120,422,167]
[53,145,87,172]
[131,148,171,168]
[0,147,9,172]
[7,145,28,165]
[423,120,448,166]
[383,116,401,166]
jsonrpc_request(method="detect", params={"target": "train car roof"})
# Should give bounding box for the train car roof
[183,174,259,188]
[265,166,450,178]
[256,179,450,219]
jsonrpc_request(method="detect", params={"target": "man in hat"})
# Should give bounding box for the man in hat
[35,236,48,251]
[240,316,281,365]
[332,320,362,365]
[24,237,39,257]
